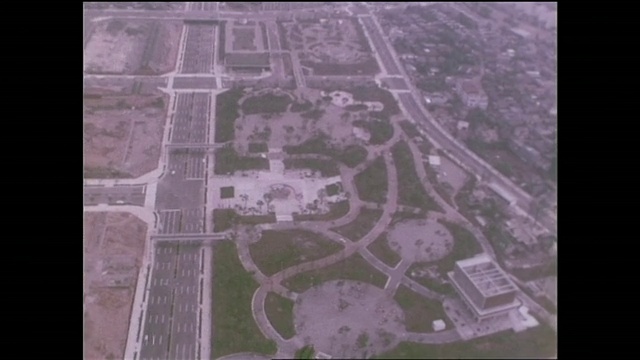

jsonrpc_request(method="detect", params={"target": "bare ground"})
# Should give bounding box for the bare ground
[84,19,182,75]
[84,212,147,360]
[84,88,167,178]
[387,219,453,263]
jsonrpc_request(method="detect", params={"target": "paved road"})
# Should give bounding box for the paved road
[138,242,204,360]
[83,184,146,206]
[360,16,401,75]
[181,24,216,74]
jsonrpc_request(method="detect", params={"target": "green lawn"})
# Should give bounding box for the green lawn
[211,241,277,359]
[376,323,557,359]
[283,134,367,168]
[391,141,444,213]
[330,207,383,242]
[212,209,277,233]
[264,292,296,339]
[281,253,389,293]
[242,93,292,115]
[393,285,452,333]
[366,232,401,268]
[283,158,340,177]
[250,229,344,276]
[354,156,388,203]
[214,146,270,175]
[293,200,350,222]
[215,88,245,143]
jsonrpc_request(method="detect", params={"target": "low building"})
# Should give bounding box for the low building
[456,80,488,110]
[428,155,441,166]
[448,255,521,323]
[224,53,271,73]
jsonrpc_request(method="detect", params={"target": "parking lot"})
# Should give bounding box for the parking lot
[138,242,204,360]
[360,16,401,75]
[84,185,146,206]
[181,24,216,74]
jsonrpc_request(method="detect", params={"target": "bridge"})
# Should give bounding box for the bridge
[151,233,229,242]
[165,143,225,150]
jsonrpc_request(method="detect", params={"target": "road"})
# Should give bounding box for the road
[360,16,401,75]
[83,184,146,206]
[138,242,204,360]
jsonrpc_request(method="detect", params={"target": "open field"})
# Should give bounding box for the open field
[282,253,388,293]
[293,281,404,358]
[211,241,277,359]
[84,86,167,178]
[331,208,384,242]
[393,285,452,333]
[84,19,181,75]
[376,323,558,359]
[367,232,402,268]
[250,229,344,276]
[264,292,296,339]
[354,156,388,203]
[84,212,147,360]
[391,141,443,213]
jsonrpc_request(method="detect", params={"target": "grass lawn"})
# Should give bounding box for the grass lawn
[283,158,340,177]
[214,146,270,175]
[264,292,296,339]
[376,322,557,359]
[301,57,380,76]
[250,229,344,276]
[215,88,245,143]
[241,93,292,115]
[211,241,277,359]
[354,156,387,203]
[248,142,269,153]
[393,285,452,333]
[423,163,455,207]
[293,200,350,222]
[366,232,401,268]
[353,117,394,145]
[283,134,367,168]
[213,209,276,232]
[349,84,400,119]
[331,207,383,242]
[281,253,388,293]
[391,141,444,213]
[399,120,422,138]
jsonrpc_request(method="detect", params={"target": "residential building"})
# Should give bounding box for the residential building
[456,79,488,109]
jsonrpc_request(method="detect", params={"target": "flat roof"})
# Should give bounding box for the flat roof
[449,271,520,317]
[456,255,518,297]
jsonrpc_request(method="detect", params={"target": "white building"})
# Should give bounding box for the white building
[432,319,446,332]
[456,80,488,110]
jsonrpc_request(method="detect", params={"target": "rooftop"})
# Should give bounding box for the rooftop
[456,255,518,297]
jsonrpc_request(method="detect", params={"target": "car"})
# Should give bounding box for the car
[116,200,125,204]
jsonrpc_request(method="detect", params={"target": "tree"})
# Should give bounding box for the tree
[257,200,264,212]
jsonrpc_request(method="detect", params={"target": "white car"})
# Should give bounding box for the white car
[116,200,125,204]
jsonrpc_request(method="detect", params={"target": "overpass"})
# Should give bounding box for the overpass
[151,233,229,242]
[166,143,225,150]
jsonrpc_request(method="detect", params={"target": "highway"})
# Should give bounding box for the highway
[139,242,203,360]
[362,13,556,233]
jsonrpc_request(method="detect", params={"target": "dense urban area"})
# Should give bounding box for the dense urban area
[84,2,557,360]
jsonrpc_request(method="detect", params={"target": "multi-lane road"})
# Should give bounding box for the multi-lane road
[139,242,205,360]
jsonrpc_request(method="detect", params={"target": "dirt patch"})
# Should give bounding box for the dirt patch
[387,219,453,263]
[84,19,182,75]
[84,212,147,360]
[294,280,404,359]
[84,87,167,178]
